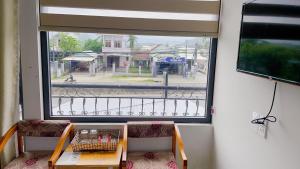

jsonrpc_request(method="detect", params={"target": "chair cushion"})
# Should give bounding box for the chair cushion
[18,120,70,137]
[127,152,178,169]
[4,151,51,169]
[127,121,174,138]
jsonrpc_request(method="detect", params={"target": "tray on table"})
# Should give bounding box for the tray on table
[71,129,120,152]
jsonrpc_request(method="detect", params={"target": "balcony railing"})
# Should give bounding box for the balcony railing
[51,83,207,118]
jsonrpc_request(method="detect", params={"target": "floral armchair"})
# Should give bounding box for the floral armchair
[122,121,187,169]
[0,120,73,169]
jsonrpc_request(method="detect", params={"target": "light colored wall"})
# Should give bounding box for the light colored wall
[20,1,214,169]
[26,124,213,169]
[20,0,43,119]
[213,0,300,169]
[178,124,213,169]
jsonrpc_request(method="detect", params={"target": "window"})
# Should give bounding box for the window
[39,0,220,123]
[42,31,217,123]
[105,40,111,47]
[114,40,122,48]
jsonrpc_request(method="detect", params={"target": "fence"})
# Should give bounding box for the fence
[51,84,207,117]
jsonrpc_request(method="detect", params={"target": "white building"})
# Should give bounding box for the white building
[100,35,131,70]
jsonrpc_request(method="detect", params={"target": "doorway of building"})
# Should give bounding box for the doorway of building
[107,56,120,68]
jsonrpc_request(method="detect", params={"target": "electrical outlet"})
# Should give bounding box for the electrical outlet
[252,112,268,139]
[258,123,268,138]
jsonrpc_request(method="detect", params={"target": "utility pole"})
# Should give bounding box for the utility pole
[163,71,168,98]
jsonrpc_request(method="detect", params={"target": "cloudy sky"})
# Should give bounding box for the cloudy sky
[50,32,198,45]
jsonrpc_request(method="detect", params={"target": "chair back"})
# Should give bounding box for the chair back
[127,121,174,138]
[17,120,70,137]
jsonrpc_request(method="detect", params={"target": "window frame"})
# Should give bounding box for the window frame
[114,40,122,48]
[41,31,217,123]
[105,40,111,47]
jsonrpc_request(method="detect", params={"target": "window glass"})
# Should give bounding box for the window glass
[105,40,111,47]
[114,40,122,48]
[47,32,212,121]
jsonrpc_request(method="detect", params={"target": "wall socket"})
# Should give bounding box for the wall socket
[252,112,268,139]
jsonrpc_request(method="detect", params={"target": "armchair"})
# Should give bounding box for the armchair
[122,121,187,169]
[0,120,73,169]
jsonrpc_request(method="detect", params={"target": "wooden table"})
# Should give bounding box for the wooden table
[55,140,123,169]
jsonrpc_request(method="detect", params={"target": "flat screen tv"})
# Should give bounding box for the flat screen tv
[237,2,300,85]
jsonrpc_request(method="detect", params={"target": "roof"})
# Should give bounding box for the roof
[152,53,178,62]
[132,52,150,60]
[178,52,194,60]
[62,52,97,62]
[62,56,96,62]
[99,52,131,57]
[157,57,186,64]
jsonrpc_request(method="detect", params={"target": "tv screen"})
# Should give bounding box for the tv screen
[237,2,300,85]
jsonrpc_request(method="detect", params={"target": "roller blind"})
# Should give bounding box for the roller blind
[39,0,221,36]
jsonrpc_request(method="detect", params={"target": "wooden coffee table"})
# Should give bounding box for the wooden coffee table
[55,140,123,169]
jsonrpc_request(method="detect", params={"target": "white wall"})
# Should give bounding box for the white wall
[25,123,213,169]
[20,2,214,169]
[178,124,213,169]
[20,0,43,119]
[213,0,300,169]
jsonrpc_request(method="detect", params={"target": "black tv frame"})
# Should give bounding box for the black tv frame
[236,3,300,86]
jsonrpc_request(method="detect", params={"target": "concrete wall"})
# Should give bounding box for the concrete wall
[213,0,300,169]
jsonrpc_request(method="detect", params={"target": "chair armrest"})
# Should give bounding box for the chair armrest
[48,124,74,169]
[0,123,17,153]
[122,124,128,169]
[175,125,187,169]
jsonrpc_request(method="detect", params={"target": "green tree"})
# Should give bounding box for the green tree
[128,35,137,49]
[49,33,59,50]
[49,38,55,50]
[83,38,102,53]
[58,33,81,55]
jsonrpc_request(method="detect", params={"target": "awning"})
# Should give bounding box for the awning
[62,56,96,62]
[99,52,131,57]
[158,57,186,64]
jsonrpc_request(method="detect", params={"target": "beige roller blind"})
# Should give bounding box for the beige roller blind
[39,0,221,36]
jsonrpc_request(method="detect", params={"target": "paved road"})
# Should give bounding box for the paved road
[52,72,207,87]
[50,71,207,117]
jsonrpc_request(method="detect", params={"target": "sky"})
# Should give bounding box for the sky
[49,32,200,45]
[136,35,196,45]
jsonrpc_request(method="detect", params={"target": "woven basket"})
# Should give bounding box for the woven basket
[71,129,120,152]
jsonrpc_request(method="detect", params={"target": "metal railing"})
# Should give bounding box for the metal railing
[51,83,207,117]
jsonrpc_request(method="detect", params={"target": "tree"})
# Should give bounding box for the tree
[49,38,55,50]
[49,37,57,61]
[128,35,137,49]
[58,33,81,55]
[83,38,102,53]
[49,32,59,50]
